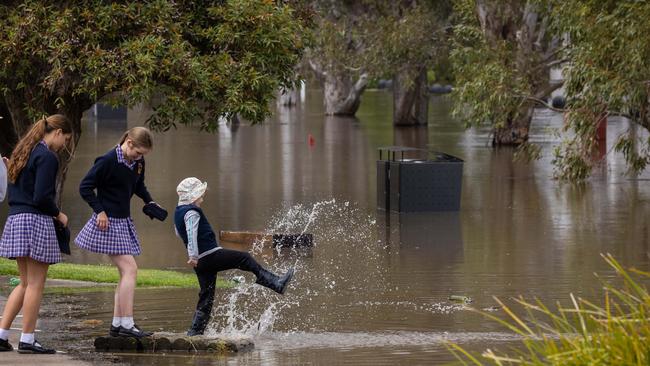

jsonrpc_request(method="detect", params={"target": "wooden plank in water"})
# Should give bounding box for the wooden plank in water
[219,231,314,250]
[219,231,272,245]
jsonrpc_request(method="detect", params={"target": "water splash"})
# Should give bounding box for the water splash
[207,199,383,337]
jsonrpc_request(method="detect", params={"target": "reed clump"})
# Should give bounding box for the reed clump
[448,253,650,366]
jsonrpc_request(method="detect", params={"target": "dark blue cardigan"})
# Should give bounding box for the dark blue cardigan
[174,205,220,255]
[8,142,60,217]
[79,148,153,218]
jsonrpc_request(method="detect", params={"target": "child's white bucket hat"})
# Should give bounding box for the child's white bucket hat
[176,177,208,205]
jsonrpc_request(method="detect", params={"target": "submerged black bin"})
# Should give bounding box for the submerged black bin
[377,146,463,212]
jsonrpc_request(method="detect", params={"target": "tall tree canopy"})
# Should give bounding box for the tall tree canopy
[0,0,308,156]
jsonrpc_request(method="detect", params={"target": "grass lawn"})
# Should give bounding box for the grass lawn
[0,258,232,288]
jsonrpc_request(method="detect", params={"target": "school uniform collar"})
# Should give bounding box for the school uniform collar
[115,145,142,170]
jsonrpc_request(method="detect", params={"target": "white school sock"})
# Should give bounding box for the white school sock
[112,317,122,327]
[121,317,134,329]
[20,332,34,345]
[0,328,9,341]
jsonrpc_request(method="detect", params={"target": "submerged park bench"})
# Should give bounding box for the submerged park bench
[94,332,254,353]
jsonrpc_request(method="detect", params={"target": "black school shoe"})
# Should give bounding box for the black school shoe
[118,324,153,338]
[0,338,13,351]
[109,325,122,337]
[17,340,55,354]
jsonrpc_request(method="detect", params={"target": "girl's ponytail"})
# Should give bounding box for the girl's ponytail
[119,127,153,150]
[7,114,72,183]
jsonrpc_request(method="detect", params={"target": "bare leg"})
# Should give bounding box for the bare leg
[109,255,137,317]
[21,258,49,333]
[0,258,28,330]
[113,285,120,318]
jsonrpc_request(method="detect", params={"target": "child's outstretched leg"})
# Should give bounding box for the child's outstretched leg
[186,249,294,336]
[202,248,295,294]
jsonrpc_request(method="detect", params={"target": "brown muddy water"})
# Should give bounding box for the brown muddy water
[1,89,650,365]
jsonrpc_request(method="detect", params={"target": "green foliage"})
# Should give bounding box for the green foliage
[547,0,650,181]
[448,254,650,365]
[453,0,650,180]
[309,15,365,78]
[308,1,450,84]
[613,135,650,174]
[0,0,308,130]
[362,3,448,79]
[0,258,233,288]
[451,0,558,132]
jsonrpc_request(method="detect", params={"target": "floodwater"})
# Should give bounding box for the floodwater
[2,89,650,365]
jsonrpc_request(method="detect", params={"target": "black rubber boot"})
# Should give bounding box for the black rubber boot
[255,268,295,294]
[187,310,211,336]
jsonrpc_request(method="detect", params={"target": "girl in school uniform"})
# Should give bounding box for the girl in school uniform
[0,115,72,354]
[75,127,164,338]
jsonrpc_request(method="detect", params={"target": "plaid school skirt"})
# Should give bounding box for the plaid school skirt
[75,213,141,256]
[0,213,62,264]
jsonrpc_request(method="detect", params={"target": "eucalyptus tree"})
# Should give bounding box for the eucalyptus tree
[307,0,369,116]
[308,0,449,123]
[451,0,562,146]
[363,1,450,125]
[549,0,650,181]
[0,0,308,156]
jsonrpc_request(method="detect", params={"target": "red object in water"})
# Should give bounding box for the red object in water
[308,134,315,146]
[596,115,606,142]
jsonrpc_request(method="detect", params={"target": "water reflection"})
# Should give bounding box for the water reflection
[380,211,463,268]
[1,90,650,365]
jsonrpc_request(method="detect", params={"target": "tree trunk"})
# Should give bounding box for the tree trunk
[0,100,18,156]
[4,94,35,139]
[492,105,533,146]
[323,73,368,116]
[393,68,428,126]
[54,96,91,206]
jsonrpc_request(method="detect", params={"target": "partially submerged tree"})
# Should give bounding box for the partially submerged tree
[549,0,650,181]
[307,0,369,116]
[0,0,307,152]
[451,0,562,146]
[364,1,450,125]
[308,0,449,123]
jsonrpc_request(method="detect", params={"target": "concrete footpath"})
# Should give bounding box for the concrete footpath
[0,346,91,366]
[0,277,95,365]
